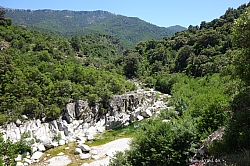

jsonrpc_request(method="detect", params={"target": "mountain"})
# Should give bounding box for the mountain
[0,6,186,48]
[167,25,187,32]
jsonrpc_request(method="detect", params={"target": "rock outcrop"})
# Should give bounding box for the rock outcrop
[0,88,170,165]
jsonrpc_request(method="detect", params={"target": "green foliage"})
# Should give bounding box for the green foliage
[155,73,188,94]
[0,20,136,122]
[0,132,32,166]
[211,6,250,155]
[109,118,198,166]
[170,74,230,139]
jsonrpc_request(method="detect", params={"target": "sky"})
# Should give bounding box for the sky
[0,0,249,28]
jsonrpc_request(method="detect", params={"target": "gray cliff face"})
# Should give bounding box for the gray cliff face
[63,89,164,129]
[0,89,170,152]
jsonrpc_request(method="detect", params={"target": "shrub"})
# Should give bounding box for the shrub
[109,117,198,166]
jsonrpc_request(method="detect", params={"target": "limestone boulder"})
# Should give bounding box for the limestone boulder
[43,138,53,149]
[37,144,46,152]
[141,108,152,118]
[31,151,43,160]
[58,139,66,146]
[64,102,76,123]
[80,153,91,160]
[74,148,82,155]
[79,144,91,152]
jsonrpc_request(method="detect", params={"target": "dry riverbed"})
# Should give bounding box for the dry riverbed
[31,138,131,166]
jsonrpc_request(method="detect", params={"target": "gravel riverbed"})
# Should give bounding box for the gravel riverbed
[88,138,132,166]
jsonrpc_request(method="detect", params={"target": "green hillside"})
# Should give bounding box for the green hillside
[1,2,250,165]
[1,7,186,48]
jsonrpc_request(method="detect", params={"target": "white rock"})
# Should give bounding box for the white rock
[74,148,82,155]
[80,153,91,160]
[16,162,24,166]
[90,149,98,155]
[91,155,100,160]
[22,115,28,119]
[52,141,58,147]
[31,151,43,160]
[87,135,94,141]
[43,138,53,148]
[141,109,152,118]
[15,154,22,161]
[23,158,32,165]
[79,144,91,152]
[58,139,66,146]
[57,152,64,156]
[15,119,22,127]
[65,147,70,150]
[38,144,46,152]
[137,115,144,121]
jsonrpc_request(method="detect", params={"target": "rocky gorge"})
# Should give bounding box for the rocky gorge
[0,88,171,165]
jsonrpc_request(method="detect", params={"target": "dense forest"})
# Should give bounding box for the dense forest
[1,2,250,165]
[1,7,186,48]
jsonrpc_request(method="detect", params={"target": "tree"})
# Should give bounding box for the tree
[175,45,194,72]
[214,7,250,154]
[123,51,141,78]
[109,118,198,166]
[233,7,250,84]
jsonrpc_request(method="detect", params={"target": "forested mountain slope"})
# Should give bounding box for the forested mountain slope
[1,1,250,165]
[0,7,186,48]
[0,11,136,124]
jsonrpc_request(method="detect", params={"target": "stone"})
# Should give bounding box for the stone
[15,154,22,161]
[141,109,152,118]
[65,147,70,150]
[64,102,76,123]
[16,162,24,166]
[57,152,64,156]
[23,158,32,165]
[90,149,98,155]
[162,119,170,123]
[74,148,82,155]
[43,138,53,148]
[15,119,22,127]
[87,135,94,141]
[81,163,90,166]
[79,144,91,152]
[31,151,43,160]
[22,115,28,119]
[52,141,59,147]
[59,139,66,146]
[91,155,100,160]
[37,144,46,152]
[137,115,144,121]
[80,153,91,160]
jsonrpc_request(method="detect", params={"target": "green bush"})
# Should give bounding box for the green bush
[109,117,198,166]
[0,132,32,166]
